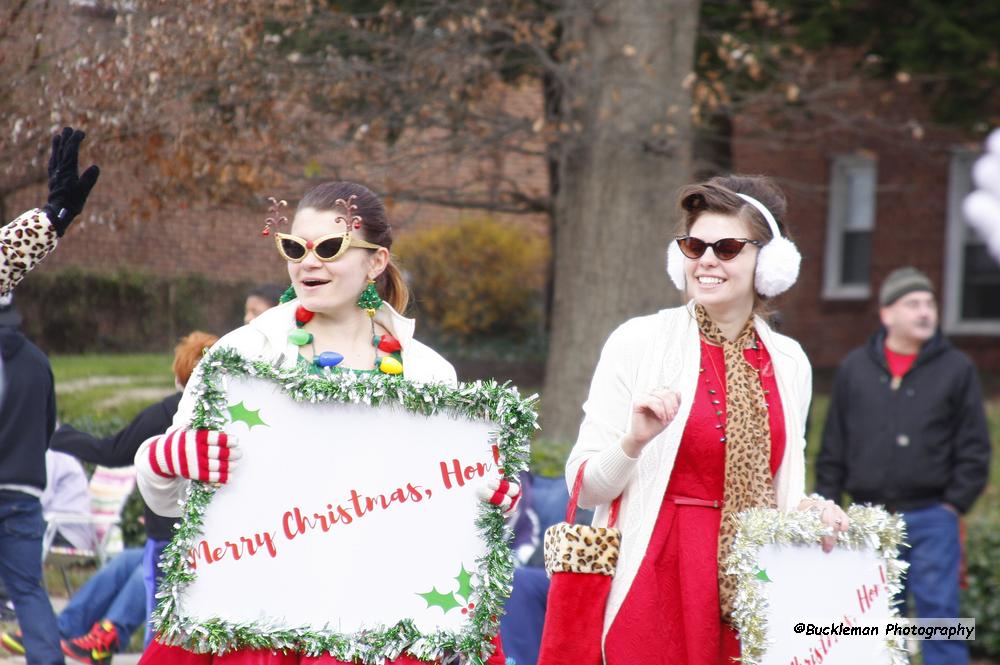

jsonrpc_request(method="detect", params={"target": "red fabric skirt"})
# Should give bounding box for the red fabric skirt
[604,340,785,665]
[140,634,506,665]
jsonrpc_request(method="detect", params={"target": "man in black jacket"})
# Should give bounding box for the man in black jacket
[816,267,991,665]
[0,293,64,664]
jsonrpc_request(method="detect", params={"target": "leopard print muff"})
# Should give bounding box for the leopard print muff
[543,522,621,577]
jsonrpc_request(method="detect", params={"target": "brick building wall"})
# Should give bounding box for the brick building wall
[731,76,1000,379]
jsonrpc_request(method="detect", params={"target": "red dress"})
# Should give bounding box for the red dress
[604,339,786,665]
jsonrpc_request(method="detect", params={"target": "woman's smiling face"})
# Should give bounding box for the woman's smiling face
[286,207,374,314]
[683,212,759,311]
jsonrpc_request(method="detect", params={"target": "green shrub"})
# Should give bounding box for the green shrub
[395,217,549,344]
[17,267,251,353]
[963,496,1000,657]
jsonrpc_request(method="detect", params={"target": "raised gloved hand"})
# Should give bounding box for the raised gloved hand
[146,428,241,484]
[476,476,522,513]
[42,127,101,237]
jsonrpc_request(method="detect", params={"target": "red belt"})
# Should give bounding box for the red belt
[665,494,723,509]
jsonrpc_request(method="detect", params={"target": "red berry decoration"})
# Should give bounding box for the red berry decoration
[295,306,315,325]
[377,334,402,353]
[261,228,270,236]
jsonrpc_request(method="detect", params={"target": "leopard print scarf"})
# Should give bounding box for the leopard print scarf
[695,304,776,622]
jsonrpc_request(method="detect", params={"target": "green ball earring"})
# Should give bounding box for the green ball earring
[357,279,383,317]
[278,284,297,304]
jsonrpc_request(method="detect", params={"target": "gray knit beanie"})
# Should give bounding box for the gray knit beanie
[879,267,934,306]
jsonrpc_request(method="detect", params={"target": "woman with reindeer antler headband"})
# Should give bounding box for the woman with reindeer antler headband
[133,182,515,665]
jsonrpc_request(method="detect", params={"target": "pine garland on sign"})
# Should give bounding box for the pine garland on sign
[152,346,537,664]
[725,504,909,665]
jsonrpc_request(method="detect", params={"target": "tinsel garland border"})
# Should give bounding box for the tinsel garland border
[725,504,909,665]
[153,346,538,664]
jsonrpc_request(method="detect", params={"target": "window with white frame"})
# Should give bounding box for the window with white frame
[823,154,877,299]
[943,149,1000,334]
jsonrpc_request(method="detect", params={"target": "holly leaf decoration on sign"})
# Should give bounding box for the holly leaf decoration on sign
[455,564,473,602]
[755,568,773,583]
[228,402,267,429]
[417,586,461,613]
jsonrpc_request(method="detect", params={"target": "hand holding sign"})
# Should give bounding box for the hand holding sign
[477,476,522,513]
[147,427,241,484]
[799,496,851,553]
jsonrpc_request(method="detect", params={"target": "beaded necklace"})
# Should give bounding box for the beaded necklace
[699,334,770,444]
[287,305,403,374]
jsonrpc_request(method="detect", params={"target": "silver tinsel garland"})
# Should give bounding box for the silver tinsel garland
[152,347,537,664]
[725,502,909,665]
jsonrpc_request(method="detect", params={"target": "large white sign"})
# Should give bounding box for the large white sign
[155,352,536,663]
[180,376,497,634]
[756,544,894,664]
[729,506,907,665]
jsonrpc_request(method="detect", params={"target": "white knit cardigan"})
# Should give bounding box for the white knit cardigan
[565,302,812,645]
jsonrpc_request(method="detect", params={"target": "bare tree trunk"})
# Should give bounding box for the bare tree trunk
[541,0,700,444]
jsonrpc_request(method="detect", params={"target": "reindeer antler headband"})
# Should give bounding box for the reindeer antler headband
[334,195,364,231]
[260,196,288,236]
[261,194,365,237]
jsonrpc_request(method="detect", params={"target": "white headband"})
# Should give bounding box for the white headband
[736,193,781,241]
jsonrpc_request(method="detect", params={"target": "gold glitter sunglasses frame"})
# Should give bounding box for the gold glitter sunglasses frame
[274,231,384,263]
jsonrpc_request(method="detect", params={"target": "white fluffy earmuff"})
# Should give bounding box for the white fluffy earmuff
[664,193,801,297]
[737,193,801,297]
[666,239,686,292]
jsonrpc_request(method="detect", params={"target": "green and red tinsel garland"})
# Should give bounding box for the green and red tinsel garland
[152,346,537,664]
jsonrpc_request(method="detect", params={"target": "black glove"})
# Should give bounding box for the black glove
[42,127,101,237]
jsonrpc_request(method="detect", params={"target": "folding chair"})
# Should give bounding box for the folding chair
[42,465,137,594]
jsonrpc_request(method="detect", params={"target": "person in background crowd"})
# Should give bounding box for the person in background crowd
[0,450,94,651]
[41,451,97,551]
[44,331,220,658]
[816,266,991,665]
[499,472,548,665]
[0,292,63,664]
[244,284,286,325]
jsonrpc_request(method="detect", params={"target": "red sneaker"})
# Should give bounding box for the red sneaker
[0,630,25,655]
[61,620,119,664]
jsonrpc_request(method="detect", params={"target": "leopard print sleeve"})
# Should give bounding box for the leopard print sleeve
[0,208,59,295]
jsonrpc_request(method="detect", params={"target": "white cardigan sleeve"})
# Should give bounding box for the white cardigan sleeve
[133,359,207,518]
[134,326,264,518]
[565,318,647,509]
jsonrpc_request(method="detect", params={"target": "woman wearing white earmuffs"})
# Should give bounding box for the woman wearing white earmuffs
[561,175,850,664]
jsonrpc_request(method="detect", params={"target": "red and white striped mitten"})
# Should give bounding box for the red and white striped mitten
[147,428,240,483]
[477,477,522,514]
